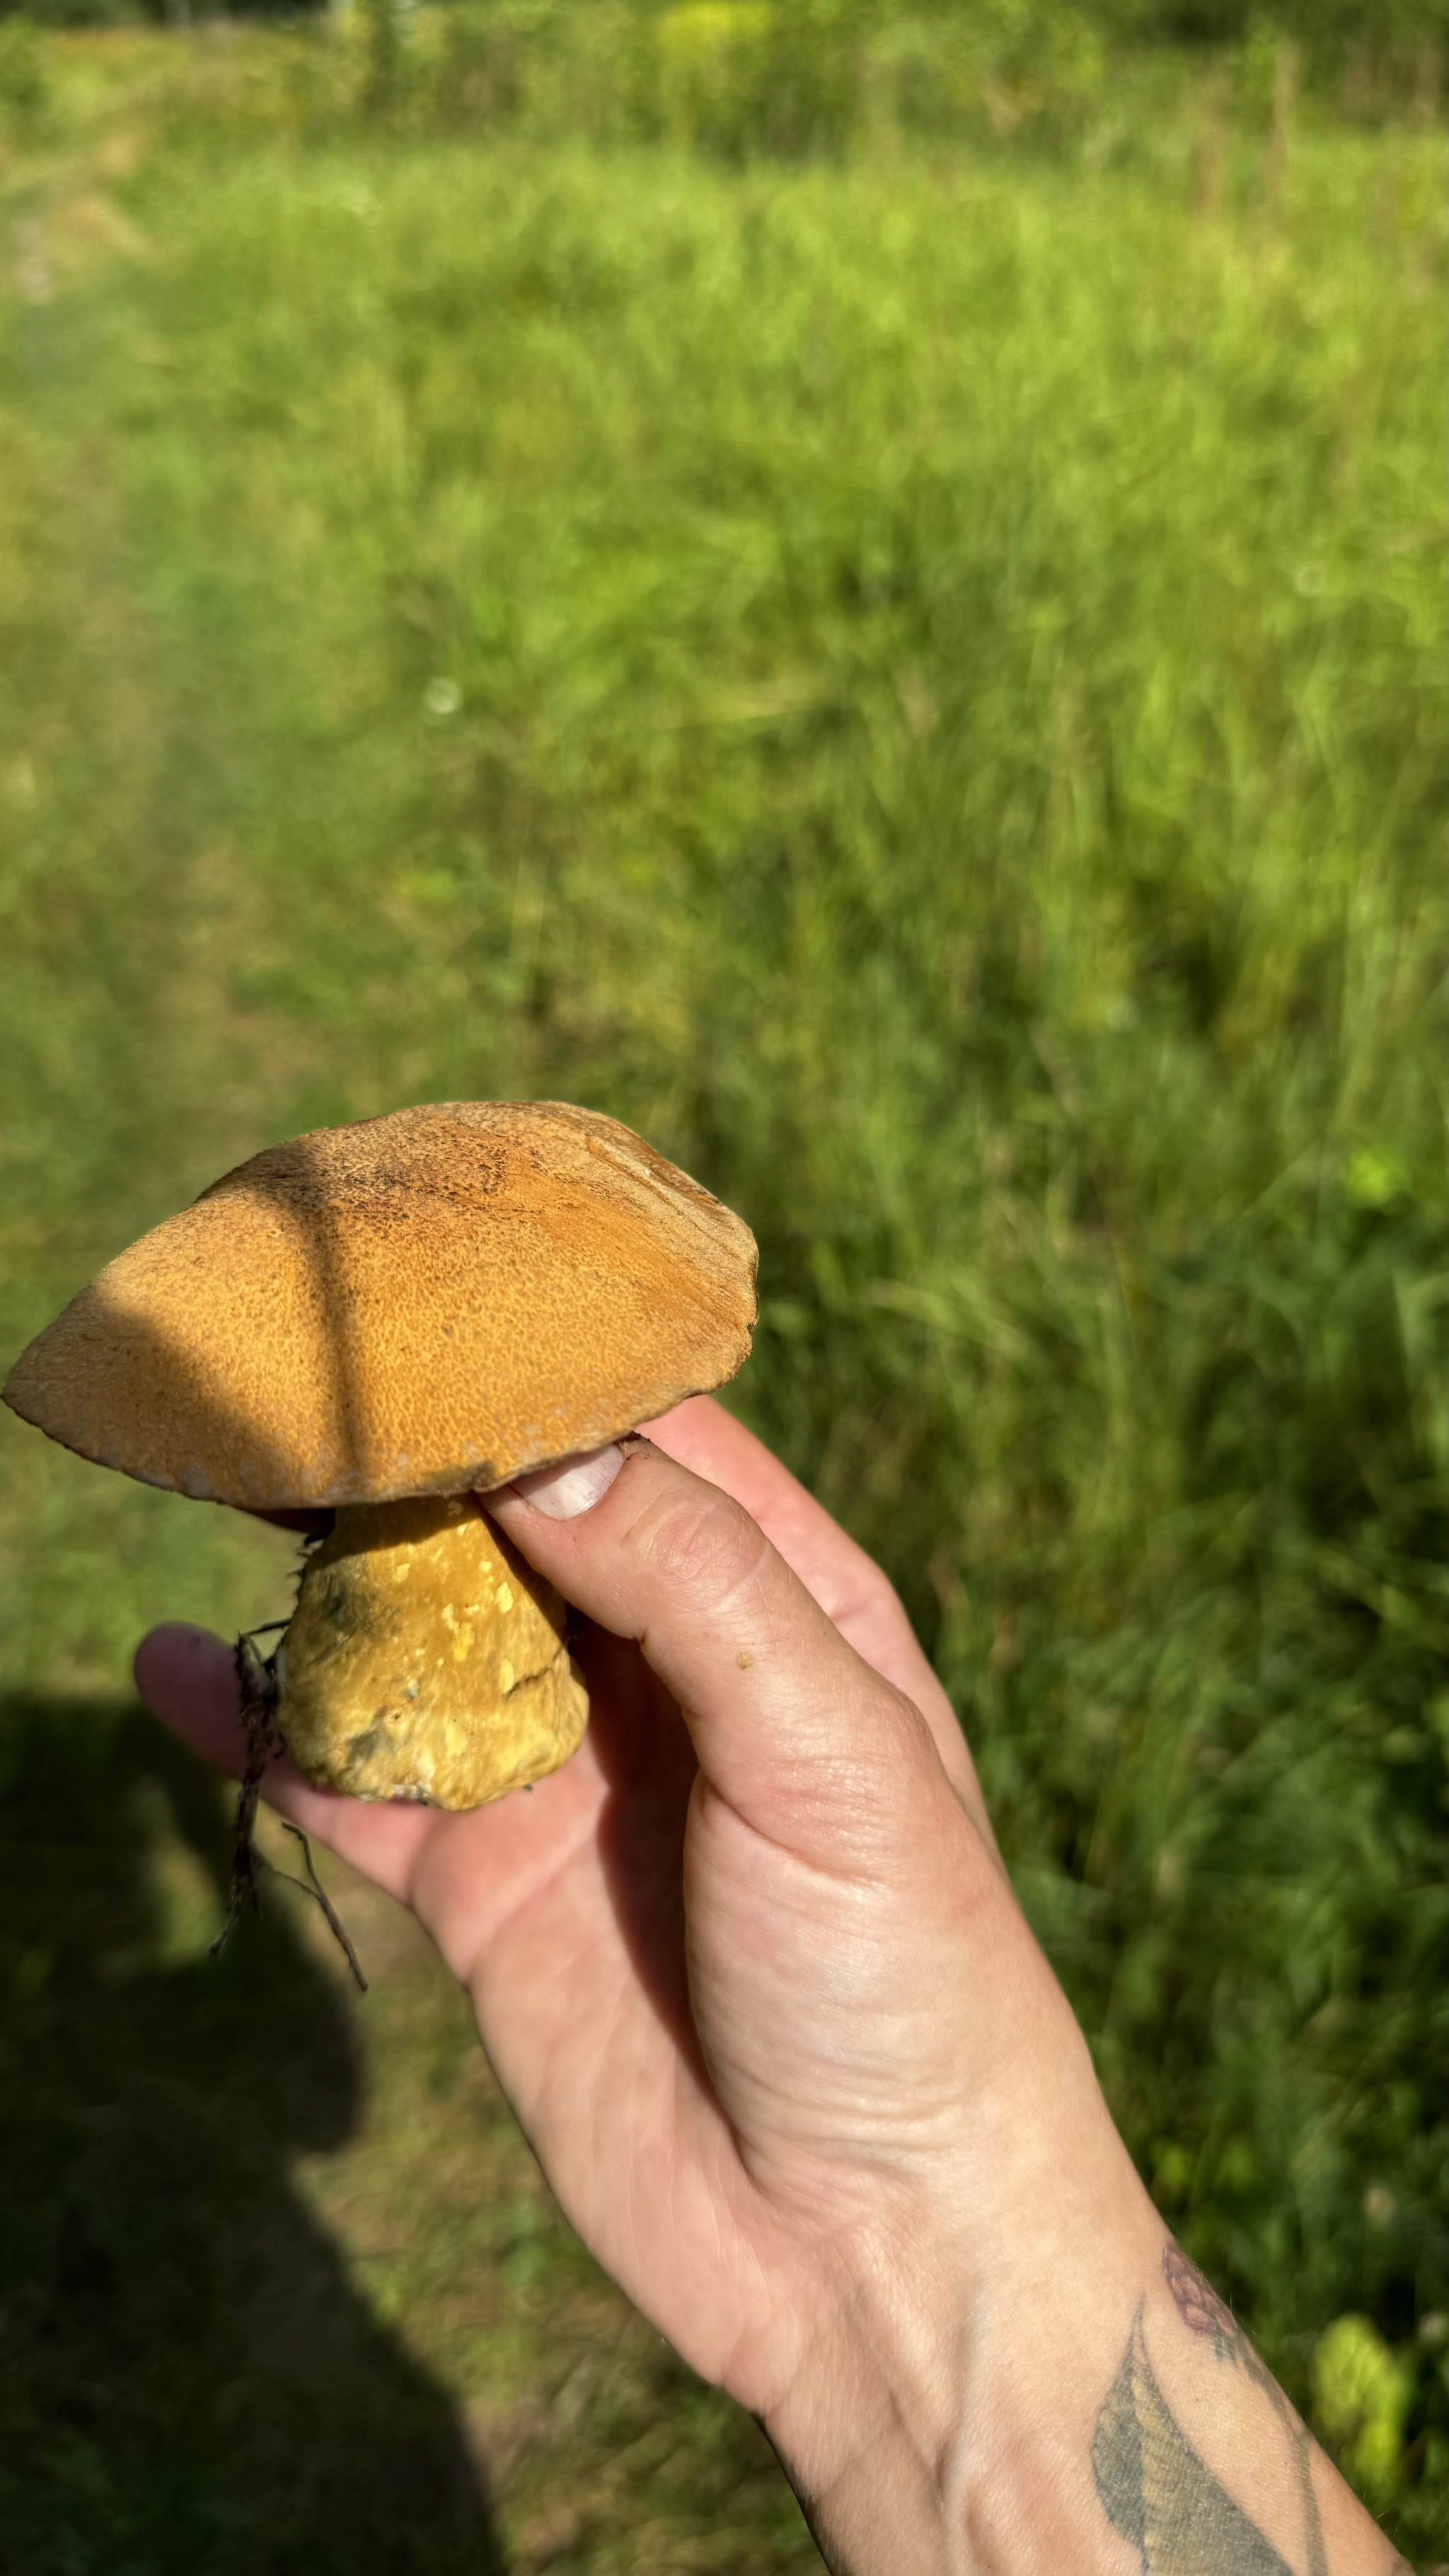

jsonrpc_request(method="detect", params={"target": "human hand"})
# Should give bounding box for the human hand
[137,1402,1390,2574]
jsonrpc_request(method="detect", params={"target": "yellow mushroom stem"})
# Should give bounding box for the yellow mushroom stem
[275,1494,588,1808]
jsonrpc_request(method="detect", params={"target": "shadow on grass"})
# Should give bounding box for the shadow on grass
[0,1691,507,2576]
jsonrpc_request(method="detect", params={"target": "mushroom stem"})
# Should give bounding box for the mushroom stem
[274,1495,589,1809]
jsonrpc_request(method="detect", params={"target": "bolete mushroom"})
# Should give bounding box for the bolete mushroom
[3,1102,757,1819]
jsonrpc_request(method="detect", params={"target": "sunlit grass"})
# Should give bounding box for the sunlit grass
[1,32,1445,2563]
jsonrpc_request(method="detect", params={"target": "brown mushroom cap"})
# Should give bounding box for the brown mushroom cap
[2,1101,757,1511]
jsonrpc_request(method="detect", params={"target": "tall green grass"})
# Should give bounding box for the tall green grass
[1,33,1445,2563]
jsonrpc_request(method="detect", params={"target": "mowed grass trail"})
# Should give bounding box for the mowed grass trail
[1,57,1445,2566]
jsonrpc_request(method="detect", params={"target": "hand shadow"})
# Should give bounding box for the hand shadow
[0,1691,508,2576]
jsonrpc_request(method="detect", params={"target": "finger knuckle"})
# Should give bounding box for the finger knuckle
[869,1682,940,1791]
[637,1489,768,1615]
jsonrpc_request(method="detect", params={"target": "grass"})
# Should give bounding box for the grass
[1,24,1445,2565]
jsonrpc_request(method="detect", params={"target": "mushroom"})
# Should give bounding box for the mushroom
[3,1102,757,1818]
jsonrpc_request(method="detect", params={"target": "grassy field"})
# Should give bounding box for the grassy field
[1,22,1445,2568]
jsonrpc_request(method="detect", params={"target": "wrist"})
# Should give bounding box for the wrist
[763,2133,1160,2575]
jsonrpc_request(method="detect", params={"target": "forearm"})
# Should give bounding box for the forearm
[768,2199,1402,2576]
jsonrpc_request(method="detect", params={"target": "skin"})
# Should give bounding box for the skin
[137,1397,1402,2574]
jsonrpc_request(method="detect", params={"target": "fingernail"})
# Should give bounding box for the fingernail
[509,1444,625,1520]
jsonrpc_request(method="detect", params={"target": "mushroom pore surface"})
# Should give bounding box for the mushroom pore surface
[278,1496,587,1808]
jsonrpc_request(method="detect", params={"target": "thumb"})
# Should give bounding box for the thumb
[485,1439,968,1878]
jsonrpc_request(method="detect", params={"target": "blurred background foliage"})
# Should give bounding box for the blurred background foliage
[0,3,1445,2568]
[0,0,1445,112]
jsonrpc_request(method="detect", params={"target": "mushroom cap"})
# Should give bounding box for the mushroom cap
[2,1102,757,1511]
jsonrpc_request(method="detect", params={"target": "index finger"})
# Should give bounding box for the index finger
[642,1397,988,1830]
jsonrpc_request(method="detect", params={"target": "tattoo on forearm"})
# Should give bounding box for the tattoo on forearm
[1162,2246,1327,2576]
[1090,2246,1331,2575]
[1093,2305,1296,2572]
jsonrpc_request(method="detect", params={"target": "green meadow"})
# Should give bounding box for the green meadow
[0,17,1445,2567]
